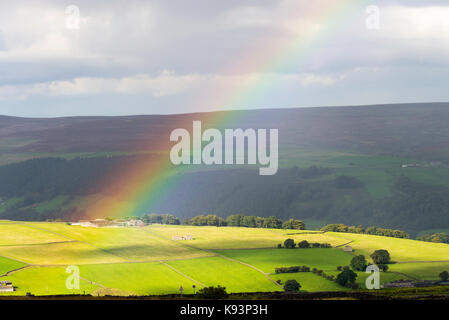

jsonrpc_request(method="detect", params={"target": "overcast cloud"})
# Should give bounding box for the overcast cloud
[0,0,448,117]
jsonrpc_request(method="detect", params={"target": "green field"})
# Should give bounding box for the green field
[1,223,449,296]
[328,232,449,262]
[0,256,26,276]
[2,266,99,296]
[271,273,348,292]
[166,257,280,293]
[388,262,449,280]
[79,262,199,296]
[0,224,68,245]
[147,225,347,249]
[215,248,352,273]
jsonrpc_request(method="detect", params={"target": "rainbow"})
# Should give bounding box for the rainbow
[82,0,369,219]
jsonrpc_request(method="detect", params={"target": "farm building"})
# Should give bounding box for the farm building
[172,235,194,241]
[127,219,145,227]
[71,219,145,228]
[71,220,96,227]
[0,281,14,292]
[343,245,353,252]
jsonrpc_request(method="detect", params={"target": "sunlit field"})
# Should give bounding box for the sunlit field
[1,223,449,296]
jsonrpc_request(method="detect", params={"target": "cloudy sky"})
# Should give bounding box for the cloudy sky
[0,0,448,117]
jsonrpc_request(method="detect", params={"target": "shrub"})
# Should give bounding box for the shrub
[298,240,310,248]
[337,266,342,271]
[197,286,228,299]
[275,266,310,274]
[277,244,282,248]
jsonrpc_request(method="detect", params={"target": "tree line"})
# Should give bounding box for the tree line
[320,224,409,239]
[182,214,305,229]
[417,232,449,244]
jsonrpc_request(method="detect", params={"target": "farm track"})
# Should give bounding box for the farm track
[0,265,31,277]
[79,276,107,289]
[160,262,206,287]
[335,240,355,248]
[0,240,77,247]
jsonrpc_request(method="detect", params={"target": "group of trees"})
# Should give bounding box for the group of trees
[280,250,393,291]
[281,239,331,249]
[275,266,310,274]
[183,215,226,226]
[344,250,391,274]
[196,286,228,299]
[417,232,449,244]
[183,214,305,230]
[283,279,301,292]
[321,224,409,239]
[312,268,336,282]
[141,214,180,225]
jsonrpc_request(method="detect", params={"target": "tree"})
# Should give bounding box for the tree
[241,215,256,228]
[263,216,283,229]
[284,238,296,249]
[350,255,367,271]
[336,269,357,287]
[197,286,228,299]
[283,279,301,292]
[370,249,391,264]
[297,240,310,248]
[226,214,244,226]
[439,271,449,281]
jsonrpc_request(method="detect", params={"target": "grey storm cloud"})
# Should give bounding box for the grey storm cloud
[0,0,448,117]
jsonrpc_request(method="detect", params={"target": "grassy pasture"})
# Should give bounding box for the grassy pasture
[0,224,68,245]
[147,225,347,249]
[215,248,352,274]
[0,266,98,296]
[388,262,449,281]
[166,256,280,293]
[79,262,198,295]
[324,270,412,289]
[29,223,211,261]
[270,273,348,292]
[328,232,449,262]
[1,223,449,296]
[0,242,126,265]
